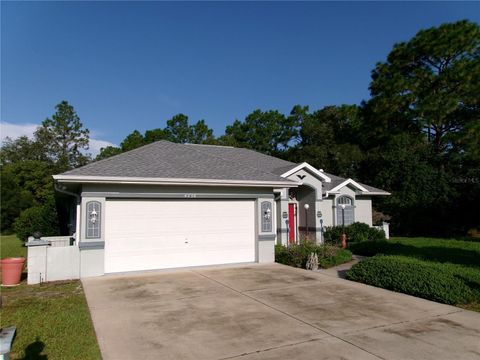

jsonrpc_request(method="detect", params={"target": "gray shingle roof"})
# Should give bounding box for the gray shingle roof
[59,140,389,194]
[185,143,297,176]
[61,141,296,183]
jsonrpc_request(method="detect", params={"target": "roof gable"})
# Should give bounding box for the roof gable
[280,162,331,182]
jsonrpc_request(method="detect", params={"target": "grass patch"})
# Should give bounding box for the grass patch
[0,281,102,360]
[1,234,101,358]
[347,237,480,310]
[349,237,480,268]
[1,234,27,258]
[275,242,352,269]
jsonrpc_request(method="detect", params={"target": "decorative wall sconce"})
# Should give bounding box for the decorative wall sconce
[89,209,98,224]
[264,207,271,220]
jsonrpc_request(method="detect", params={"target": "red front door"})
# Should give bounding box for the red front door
[288,203,296,243]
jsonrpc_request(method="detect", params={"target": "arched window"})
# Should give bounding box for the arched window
[261,201,272,232]
[337,196,354,226]
[86,201,101,239]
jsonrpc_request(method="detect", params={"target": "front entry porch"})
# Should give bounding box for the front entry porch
[276,185,323,245]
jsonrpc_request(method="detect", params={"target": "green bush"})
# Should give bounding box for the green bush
[323,226,344,245]
[324,222,385,244]
[346,255,476,305]
[13,202,59,241]
[275,241,352,269]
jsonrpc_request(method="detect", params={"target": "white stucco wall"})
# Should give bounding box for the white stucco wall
[317,198,334,227]
[355,197,373,226]
[80,248,105,278]
[333,186,373,226]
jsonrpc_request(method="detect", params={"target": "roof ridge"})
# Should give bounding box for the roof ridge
[178,143,296,183]
[61,140,172,175]
[184,143,234,148]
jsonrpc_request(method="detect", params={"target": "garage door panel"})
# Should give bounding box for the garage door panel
[105,200,255,273]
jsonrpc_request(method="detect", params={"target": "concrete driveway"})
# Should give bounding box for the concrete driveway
[82,264,480,360]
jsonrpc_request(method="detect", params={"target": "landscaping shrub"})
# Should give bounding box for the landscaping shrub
[13,201,59,241]
[346,255,476,305]
[275,241,352,269]
[324,222,385,244]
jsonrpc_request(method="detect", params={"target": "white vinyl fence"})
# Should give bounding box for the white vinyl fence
[26,236,80,284]
[373,222,390,239]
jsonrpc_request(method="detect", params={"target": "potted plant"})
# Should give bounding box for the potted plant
[1,257,26,286]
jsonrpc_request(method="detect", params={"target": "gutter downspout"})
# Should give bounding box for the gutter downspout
[54,181,80,204]
[54,181,81,241]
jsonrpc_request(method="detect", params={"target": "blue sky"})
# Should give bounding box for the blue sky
[1,1,479,153]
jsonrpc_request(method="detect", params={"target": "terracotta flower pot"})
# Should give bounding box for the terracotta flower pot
[1,257,26,286]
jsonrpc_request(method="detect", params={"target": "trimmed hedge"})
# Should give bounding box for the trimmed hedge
[324,222,385,244]
[346,255,476,305]
[275,242,352,269]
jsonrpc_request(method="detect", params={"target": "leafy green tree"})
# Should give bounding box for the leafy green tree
[362,20,480,235]
[0,136,50,164]
[0,161,56,233]
[0,166,35,232]
[164,114,216,144]
[367,20,480,155]
[288,105,364,177]
[144,128,168,144]
[191,120,216,144]
[0,101,89,234]
[35,101,90,171]
[165,114,193,143]
[120,130,145,151]
[363,134,453,235]
[95,146,123,161]
[220,109,298,155]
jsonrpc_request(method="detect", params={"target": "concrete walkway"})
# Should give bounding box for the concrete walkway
[317,255,366,278]
[82,263,480,360]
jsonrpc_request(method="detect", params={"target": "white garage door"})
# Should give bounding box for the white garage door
[104,199,255,273]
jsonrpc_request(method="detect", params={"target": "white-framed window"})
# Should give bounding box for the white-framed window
[86,201,101,239]
[337,196,354,226]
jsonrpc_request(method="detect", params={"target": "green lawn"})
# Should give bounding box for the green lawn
[351,236,480,267]
[0,235,102,359]
[1,234,27,258]
[348,237,480,311]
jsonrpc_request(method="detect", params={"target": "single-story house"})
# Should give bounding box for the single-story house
[52,140,389,277]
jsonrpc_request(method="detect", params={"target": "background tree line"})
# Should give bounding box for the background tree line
[2,20,479,238]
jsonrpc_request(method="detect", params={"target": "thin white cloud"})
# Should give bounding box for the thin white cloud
[88,139,116,156]
[0,121,37,141]
[0,121,116,157]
